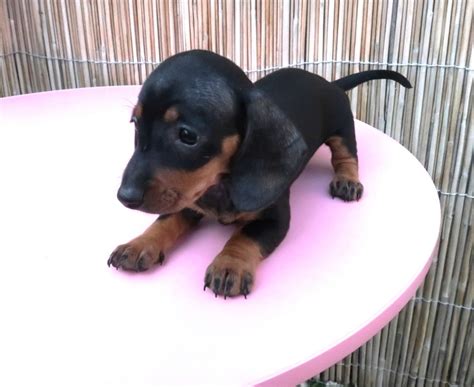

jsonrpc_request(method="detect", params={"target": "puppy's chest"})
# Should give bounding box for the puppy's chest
[193,179,258,224]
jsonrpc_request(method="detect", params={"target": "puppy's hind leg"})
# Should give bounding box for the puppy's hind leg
[325,123,364,201]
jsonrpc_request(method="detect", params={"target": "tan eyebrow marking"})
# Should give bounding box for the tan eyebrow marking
[131,103,143,121]
[163,106,179,123]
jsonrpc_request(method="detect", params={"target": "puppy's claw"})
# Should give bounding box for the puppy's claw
[224,275,234,300]
[240,272,252,299]
[107,253,116,268]
[204,273,211,291]
[158,251,165,266]
[213,278,221,294]
[107,250,128,270]
[136,256,146,272]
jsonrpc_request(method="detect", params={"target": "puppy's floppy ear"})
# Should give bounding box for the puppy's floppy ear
[228,88,308,212]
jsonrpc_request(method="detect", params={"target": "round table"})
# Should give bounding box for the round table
[0,87,440,387]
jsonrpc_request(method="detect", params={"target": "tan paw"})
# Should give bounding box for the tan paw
[204,254,256,299]
[107,237,164,272]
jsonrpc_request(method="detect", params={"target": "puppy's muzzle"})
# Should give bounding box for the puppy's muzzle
[117,185,144,209]
[117,151,149,209]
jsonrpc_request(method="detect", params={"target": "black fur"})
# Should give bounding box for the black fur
[228,88,308,212]
[332,70,413,91]
[241,190,291,256]
[196,176,235,219]
[254,68,358,160]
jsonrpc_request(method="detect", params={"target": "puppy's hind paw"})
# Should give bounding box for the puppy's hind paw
[330,178,364,201]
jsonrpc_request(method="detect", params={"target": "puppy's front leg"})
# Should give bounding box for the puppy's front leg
[108,209,202,272]
[205,194,290,298]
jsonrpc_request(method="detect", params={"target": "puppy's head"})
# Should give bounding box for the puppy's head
[117,50,307,215]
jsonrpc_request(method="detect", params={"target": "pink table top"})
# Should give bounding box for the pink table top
[0,87,440,387]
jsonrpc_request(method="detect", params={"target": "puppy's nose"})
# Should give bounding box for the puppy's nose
[117,186,144,209]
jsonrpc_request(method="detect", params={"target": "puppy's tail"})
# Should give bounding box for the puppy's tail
[332,70,412,91]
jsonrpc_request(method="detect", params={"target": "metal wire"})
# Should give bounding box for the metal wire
[1,51,473,72]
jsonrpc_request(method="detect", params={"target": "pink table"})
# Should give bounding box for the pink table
[0,87,440,386]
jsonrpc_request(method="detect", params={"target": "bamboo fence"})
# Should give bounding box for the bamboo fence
[0,1,472,386]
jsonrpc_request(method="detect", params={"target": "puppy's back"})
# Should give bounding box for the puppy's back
[255,68,352,154]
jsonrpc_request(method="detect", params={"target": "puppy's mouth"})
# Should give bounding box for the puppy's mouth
[138,174,223,215]
[139,187,181,214]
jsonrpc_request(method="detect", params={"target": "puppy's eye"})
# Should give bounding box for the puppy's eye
[178,127,198,145]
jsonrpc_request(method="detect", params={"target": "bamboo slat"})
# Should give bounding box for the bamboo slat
[0,1,472,386]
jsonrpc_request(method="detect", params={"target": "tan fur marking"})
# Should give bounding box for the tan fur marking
[132,103,143,119]
[205,231,263,296]
[220,233,263,265]
[326,136,360,181]
[220,134,240,157]
[232,211,260,223]
[218,211,260,224]
[163,106,179,123]
[136,212,195,252]
[189,202,259,224]
[146,135,240,212]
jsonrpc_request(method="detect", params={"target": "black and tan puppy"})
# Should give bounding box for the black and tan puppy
[108,50,411,298]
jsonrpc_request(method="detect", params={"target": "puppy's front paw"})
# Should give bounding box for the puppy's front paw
[204,255,255,299]
[330,177,364,201]
[107,237,165,272]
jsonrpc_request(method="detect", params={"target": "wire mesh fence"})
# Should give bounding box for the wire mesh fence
[1,1,472,386]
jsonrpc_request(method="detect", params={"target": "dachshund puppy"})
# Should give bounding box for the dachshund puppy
[108,50,411,298]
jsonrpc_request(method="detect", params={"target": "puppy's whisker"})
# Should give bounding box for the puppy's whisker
[121,98,137,110]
